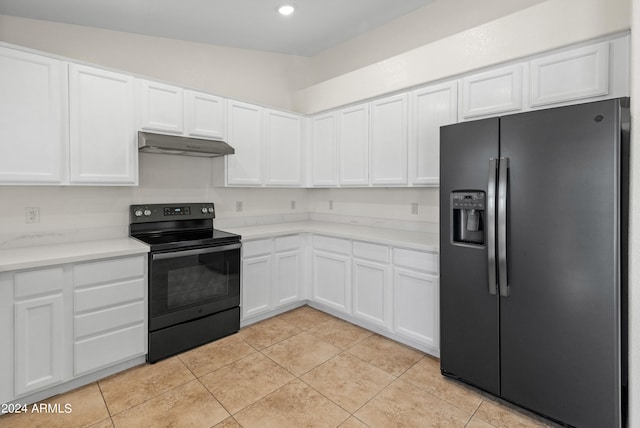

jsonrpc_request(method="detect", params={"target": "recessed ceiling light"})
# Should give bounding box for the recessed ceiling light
[277,4,295,16]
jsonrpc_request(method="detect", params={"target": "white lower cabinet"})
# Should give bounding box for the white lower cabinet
[72,256,146,376]
[392,248,440,350]
[311,236,351,314]
[13,267,66,397]
[0,254,147,404]
[242,240,272,319]
[352,242,391,328]
[241,235,304,322]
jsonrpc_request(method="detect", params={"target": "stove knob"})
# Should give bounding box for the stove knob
[201,207,208,214]
[208,207,214,213]
[143,209,152,216]
[134,209,143,217]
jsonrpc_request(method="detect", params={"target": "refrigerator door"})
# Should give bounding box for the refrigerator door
[499,99,622,428]
[439,118,500,395]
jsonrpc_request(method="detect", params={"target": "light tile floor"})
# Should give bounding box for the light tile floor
[0,305,558,428]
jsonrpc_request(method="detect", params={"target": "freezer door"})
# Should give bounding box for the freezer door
[439,117,500,395]
[499,99,623,428]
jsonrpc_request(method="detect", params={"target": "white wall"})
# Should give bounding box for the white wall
[0,154,309,249]
[0,15,309,111]
[628,1,639,426]
[294,0,631,113]
[307,0,546,86]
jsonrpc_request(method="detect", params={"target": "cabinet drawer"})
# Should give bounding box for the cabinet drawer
[74,301,145,339]
[275,235,299,252]
[353,241,389,263]
[242,239,272,258]
[393,248,439,274]
[75,278,145,313]
[74,323,146,376]
[313,235,350,254]
[15,267,64,299]
[74,256,144,287]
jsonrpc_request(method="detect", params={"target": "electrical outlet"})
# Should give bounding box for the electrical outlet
[411,203,419,215]
[26,207,40,223]
[329,200,334,210]
[290,200,296,210]
[236,201,243,212]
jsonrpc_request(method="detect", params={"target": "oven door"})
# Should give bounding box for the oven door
[148,242,241,331]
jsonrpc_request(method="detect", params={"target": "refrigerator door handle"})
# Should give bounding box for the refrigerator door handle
[498,157,510,297]
[487,158,498,295]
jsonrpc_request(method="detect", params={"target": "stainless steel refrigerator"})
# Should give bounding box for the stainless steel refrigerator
[439,98,629,428]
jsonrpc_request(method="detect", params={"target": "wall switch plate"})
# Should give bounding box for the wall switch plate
[290,200,296,210]
[236,201,243,212]
[329,200,334,210]
[411,203,419,215]
[26,207,40,223]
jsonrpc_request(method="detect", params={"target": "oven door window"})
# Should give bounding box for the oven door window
[149,244,240,330]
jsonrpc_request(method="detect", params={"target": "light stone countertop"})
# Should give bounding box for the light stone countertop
[0,238,150,273]
[222,221,439,252]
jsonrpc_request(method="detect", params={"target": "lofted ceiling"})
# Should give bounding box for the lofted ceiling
[0,0,436,57]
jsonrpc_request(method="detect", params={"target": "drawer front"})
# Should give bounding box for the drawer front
[75,278,145,313]
[15,267,65,299]
[274,235,300,252]
[242,239,272,258]
[74,323,146,376]
[393,248,439,274]
[313,235,350,255]
[74,300,145,339]
[74,255,144,287]
[353,241,389,263]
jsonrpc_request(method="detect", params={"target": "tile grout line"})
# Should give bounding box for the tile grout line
[95,380,116,427]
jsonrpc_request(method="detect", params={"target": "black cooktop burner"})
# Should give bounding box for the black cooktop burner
[129,203,241,252]
[133,228,241,252]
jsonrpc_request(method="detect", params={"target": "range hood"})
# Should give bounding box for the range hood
[138,131,235,158]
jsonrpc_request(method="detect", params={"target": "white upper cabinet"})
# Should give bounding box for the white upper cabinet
[338,104,369,186]
[459,63,524,120]
[370,94,408,186]
[264,109,303,186]
[409,82,457,186]
[311,112,338,186]
[69,64,137,185]
[529,42,609,107]
[139,80,184,134]
[184,90,226,140]
[226,100,263,185]
[0,47,67,184]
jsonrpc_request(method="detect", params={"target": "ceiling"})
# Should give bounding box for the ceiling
[0,0,436,57]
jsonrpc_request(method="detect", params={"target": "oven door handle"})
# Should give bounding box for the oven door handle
[152,243,241,260]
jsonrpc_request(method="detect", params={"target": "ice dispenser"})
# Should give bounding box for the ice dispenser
[451,191,486,246]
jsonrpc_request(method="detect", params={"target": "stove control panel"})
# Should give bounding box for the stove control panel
[130,203,215,223]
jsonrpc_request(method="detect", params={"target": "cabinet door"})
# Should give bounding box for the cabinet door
[226,101,263,186]
[352,258,391,328]
[460,64,523,119]
[0,47,67,184]
[242,254,271,319]
[265,109,302,186]
[410,82,457,185]
[69,64,137,185]
[529,42,609,107]
[393,267,439,349]
[15,294,64,396]
[312,250,351,314]
[139,80,184,134]
[184,90,226,140]
[338,104,369,186]
[370,94,408,185]
[311,112,338,186]
[274,249,302,306]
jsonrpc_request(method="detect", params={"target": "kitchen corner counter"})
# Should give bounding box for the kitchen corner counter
[0,238,150,273]
[222,221,439,252]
